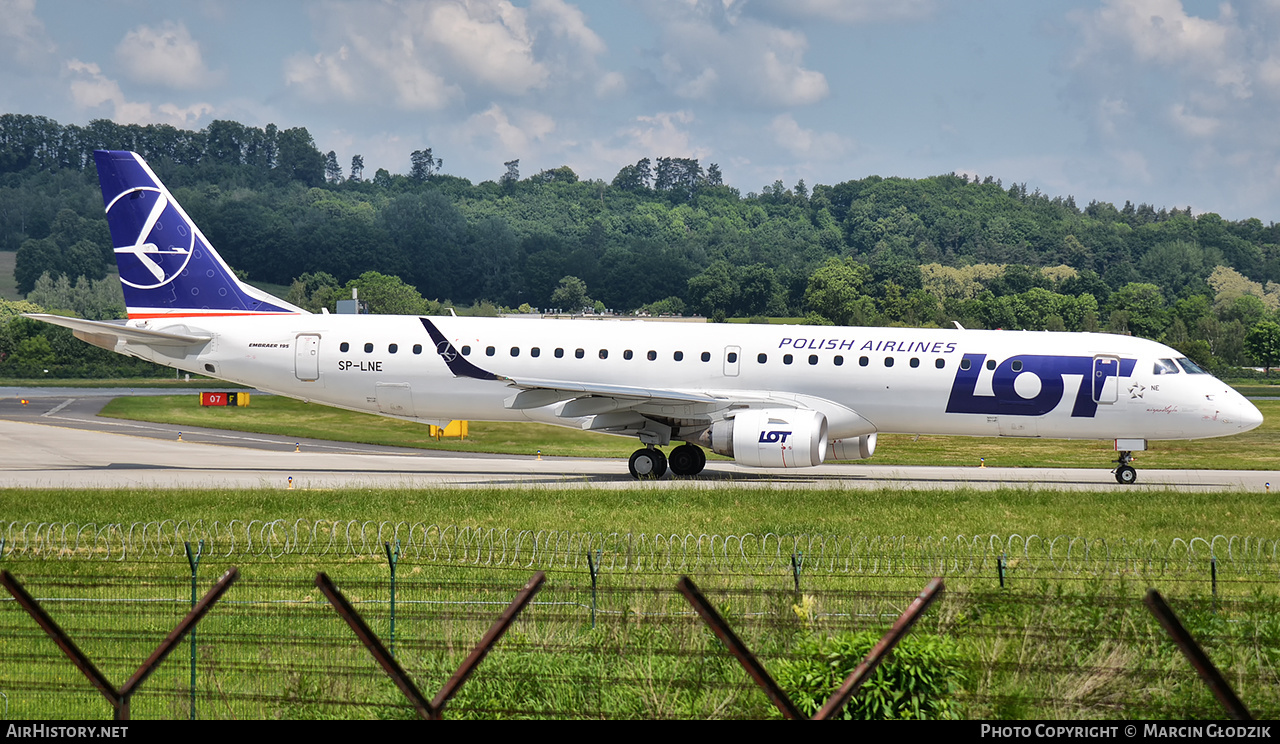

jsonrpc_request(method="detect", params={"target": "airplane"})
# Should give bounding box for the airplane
[25,150,1265,484]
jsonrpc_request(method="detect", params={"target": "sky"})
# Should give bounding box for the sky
[5,0,1280,220]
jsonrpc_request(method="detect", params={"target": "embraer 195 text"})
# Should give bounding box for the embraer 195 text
[27,151,1264,483]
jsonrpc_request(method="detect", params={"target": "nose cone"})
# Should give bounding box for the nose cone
[1239,398,1264,433]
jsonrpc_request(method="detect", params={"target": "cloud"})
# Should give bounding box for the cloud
[751,0,937,24]
[460,104,556,156]
[1063,0,1280,214]
[1073,0,1248,97]
[768,114,854,159]
[0,0,55,68]
[285,0,614,110]
[66,59,213,127]
[115,21,221,89]
[646,1,828,107]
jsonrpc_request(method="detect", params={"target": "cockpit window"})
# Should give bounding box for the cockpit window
[1176,357,1208,374]
[1153,359,1180,375]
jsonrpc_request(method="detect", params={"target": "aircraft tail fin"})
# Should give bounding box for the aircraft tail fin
[93,149,304,319]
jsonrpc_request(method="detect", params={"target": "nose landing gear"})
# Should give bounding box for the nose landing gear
[1113,451,1137,485]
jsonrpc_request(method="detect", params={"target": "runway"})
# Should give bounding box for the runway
[0,393,1274,491]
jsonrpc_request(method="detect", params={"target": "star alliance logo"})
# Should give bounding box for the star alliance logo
[1129,383,1146,399]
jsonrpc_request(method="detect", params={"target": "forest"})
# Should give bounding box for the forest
[2,112,1280,377]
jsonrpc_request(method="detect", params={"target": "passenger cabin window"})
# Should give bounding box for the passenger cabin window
[909,358,920,368]
[986,359,997,370]
[531,348,540,358]
[859,356,869,367]
[1154,359,1180,375]
[624,350,633,360]
[340,342,349,353]
[885,357,894,367]
[674,351,684,361]
[834,355,844,366]
[364,343,374,353]
[700,351,711,362]
[647,350,657,361]
[555,348,564,358]
[935,358,945,369]
[599,349,609,359]
[389,344,398,354]
[808,354,818,365]
[758,353,767,364]
[960,359,971,370]
[575,348,585,359]
[413,344,423,355]
[486,346,496,356]
[727,352,738,363]
[510,347,519,357]
[784,354,793,365]
[1176,357,1208,374]
[461,345,471,355]
[1011,360,1022,371]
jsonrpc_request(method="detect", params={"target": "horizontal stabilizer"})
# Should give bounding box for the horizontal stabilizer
[23,314,211,347]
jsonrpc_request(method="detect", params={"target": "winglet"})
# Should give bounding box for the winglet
[419,318,502,381]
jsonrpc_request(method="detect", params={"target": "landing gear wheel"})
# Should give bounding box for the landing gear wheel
[629,448,667,479]
[669,444,706,476]
[1113,450,1137,485]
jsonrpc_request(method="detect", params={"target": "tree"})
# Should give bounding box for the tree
[550,275,591,311]
[285,271,342,313]
[343,271,436,315]
[502,159,520,184]
[1245,321,1280,373]
[349,154,364,182]
[324,150,343,184]
[274,127,325,186]
[1108,283,1167,339]
[410,148,442,180]
[804,257,874,326]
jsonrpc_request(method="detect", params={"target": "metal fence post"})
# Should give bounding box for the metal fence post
[791,552,804,601]
[587,549,600,629]
[998,553,1006,589]
[184,540,203,720]
[384,540,399,658]
[1144,588,1251,720]
[1210,555,1218,612]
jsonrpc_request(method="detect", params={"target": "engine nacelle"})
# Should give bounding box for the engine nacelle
[827,433,877,461]
[705,408,828,468]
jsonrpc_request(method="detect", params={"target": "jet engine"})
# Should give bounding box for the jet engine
[703,408,829,468]
[827,433,877,461]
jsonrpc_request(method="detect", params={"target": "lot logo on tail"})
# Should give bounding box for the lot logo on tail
[108,187,195,289]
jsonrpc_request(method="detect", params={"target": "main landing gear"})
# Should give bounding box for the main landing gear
[628,444,707,479]
[1113,451,1137,485]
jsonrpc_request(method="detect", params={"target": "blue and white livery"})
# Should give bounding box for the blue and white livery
[27,151,1264,483]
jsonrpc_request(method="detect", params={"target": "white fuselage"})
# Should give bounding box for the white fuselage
[118,314,1262,445]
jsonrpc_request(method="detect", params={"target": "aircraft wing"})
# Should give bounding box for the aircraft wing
[418,317,784,417]
[23,314,212,348]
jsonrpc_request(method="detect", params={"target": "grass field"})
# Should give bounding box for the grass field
[2,483,1275,538]
[99,394,1280,471]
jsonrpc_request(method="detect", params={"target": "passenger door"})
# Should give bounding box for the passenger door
[1092,355,1119,404]
[294,334,320,381]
